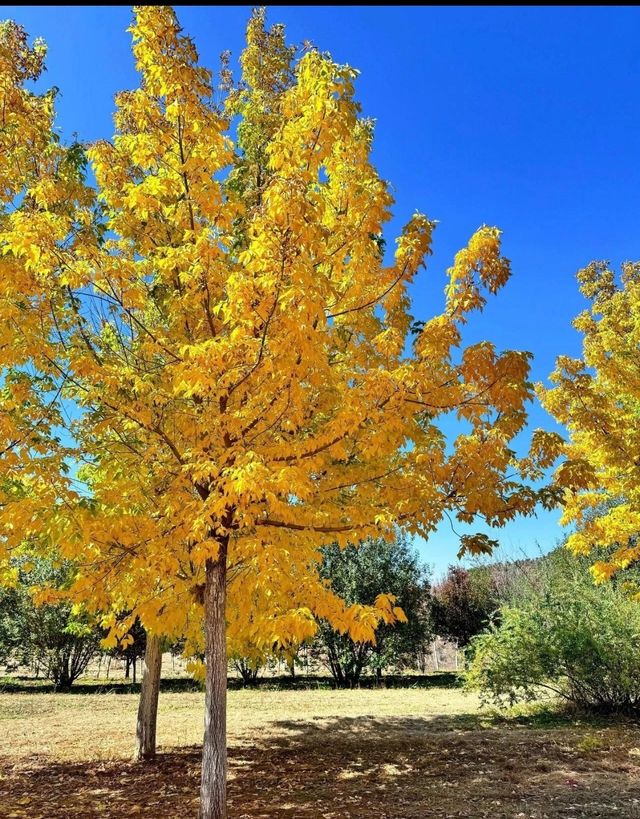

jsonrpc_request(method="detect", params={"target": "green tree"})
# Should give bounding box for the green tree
[315,535,432,687]
[0,558,101,689]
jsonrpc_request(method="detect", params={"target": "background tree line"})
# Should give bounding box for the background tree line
[5,533,640,718]
[0,534,523,689]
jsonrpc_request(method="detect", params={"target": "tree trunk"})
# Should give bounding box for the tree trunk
[135,633,163,761]
[200,543,228,819]
[54,654,73,691]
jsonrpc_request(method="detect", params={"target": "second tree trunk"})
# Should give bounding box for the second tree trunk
[135,633,163,761]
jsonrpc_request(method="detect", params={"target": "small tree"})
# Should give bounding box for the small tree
[315,535,432,687]
[431,565,498,647]
[0,558,100,689]
[33,604,98,690]
[0,585,22,670]
[109,618,147,683]
[232,656,261,686]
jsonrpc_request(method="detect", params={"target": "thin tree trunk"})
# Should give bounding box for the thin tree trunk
[200,542,228,819]
[135,633,163,761]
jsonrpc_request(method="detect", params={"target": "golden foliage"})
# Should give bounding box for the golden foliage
[0,8,554,653]
[541,261,640,579]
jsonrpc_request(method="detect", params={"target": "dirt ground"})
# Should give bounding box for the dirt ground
[1,680,639,818]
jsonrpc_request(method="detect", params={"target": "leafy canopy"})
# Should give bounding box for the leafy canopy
[0,7,555,648]
[541,261,640,586]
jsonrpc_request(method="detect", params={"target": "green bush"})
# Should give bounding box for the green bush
[466,549,640,714]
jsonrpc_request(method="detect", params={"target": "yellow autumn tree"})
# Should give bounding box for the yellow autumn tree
[0,20,91,530]
[541,260,640,586]
[0,8,559,818]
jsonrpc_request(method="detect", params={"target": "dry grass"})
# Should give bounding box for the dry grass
[1,680,639,818]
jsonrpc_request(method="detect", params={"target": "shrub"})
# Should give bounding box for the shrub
[466,549,640,714]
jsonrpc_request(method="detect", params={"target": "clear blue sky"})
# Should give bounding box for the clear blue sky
[3,6,639,576]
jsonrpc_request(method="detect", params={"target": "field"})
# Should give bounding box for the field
[1,678,639,818]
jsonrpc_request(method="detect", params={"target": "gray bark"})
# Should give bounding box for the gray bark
[135,633,163,761]
[199,542,228,819]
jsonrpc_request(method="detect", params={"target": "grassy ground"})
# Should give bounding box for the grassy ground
[1,676,639,818]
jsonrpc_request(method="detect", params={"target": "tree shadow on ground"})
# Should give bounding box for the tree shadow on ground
[2,713,639,818]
